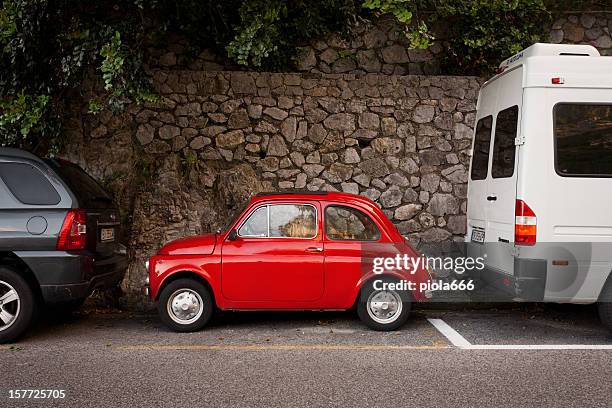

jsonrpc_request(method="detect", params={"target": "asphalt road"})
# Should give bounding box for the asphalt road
[2,304,612,408]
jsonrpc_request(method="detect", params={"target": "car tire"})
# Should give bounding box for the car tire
[0,266,36,343]
[157,278,213,332]
[598,277,612,332]
[357,277,411,331]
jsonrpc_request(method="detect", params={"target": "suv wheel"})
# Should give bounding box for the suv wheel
[357,278,411,331]
[0,266,36,343]
[158,279,213,332]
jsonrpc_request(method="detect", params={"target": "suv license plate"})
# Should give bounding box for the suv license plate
[100,228,115,242]
[471,228,485,243]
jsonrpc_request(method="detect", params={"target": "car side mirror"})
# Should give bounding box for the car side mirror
[227,229,238,241]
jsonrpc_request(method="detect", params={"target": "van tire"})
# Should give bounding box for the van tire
[598,277,612,331]
[157,279,213,332]
[0,266,37,343]
[357,277,411,331]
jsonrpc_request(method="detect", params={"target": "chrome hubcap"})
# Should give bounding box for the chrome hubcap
[167,289,203,325]
[367,290,402,325]
[0,280,20,332]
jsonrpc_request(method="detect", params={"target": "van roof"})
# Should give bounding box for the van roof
[484,43,612,89]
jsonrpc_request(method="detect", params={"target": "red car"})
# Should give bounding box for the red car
[147,192,432,331]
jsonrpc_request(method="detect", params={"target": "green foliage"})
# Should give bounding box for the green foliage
[362,0,551,75]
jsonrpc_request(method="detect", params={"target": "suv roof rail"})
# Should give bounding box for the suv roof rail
[0,147,43,162]
[255,191,329,197]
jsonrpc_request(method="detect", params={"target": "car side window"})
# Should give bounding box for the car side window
[325,205,381,241]
[470,116,493,180]
[0,162,61,205]
[238,204,317,239]
[491,105,518,178]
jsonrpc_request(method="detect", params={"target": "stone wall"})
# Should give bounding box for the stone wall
[153,13,612,74]
[65,70,480,305]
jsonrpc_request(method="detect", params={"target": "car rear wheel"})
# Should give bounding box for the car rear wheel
[357,278,411,331]
[0,266,36,343]
[157,279,213,332]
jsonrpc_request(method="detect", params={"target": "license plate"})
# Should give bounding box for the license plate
[100,228,115,242]
[471,228,485,243]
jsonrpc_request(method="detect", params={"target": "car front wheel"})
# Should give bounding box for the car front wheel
[157,278,213,332]
[0,266,36,343]
[357,278,411,331]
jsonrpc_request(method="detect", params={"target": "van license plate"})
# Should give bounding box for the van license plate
[100,228,115,242]
[471,228,485,243]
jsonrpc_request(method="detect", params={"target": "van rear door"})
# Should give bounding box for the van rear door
[467,66,522,276]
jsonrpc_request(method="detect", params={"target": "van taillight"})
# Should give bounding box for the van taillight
[515,199,536,246]
[57,209,87,250]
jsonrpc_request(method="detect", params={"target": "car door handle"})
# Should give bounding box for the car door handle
[487,195,497,201]
[305,247,324,253]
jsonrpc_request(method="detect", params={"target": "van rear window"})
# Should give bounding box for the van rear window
[470,116,493,180]
[492,105,518,178]
[554,104,612,177]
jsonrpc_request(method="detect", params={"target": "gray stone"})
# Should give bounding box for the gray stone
[324,113,355,131]
[306,151,321,164]
[395,204,422,220]
[357,49,382,72]
[413,105,435,123]
[332,57,356,73]
[264,107,289,121]
[281,116,298,142]
[290,151,305,167]
[421,173,440,192]
[442,164,468,183]
[379,187,403,208]
[343,147,361,164]
[384,172,409,187]
[381,45,409,64]
[454,123,473,139]
[363,188,381,201]
[359,158,390,178]
[308,123,327,144]
[399,157,419,174]
[358,112,380,130]
[419,228,452,242]
[136,124,154,145]
[267,135,289,156]
[428,193,459,216]
[176,102,202,117]
[216,130,245,149]
[371,138,402,155]
[353,173,371,187]
[295,173,308,189]
[303,164,325,177]
[320,48,339,64]
[341,182,360,195]
[352,129,378,140]
[227,109,250,129]
[296,47,316,71]
[447,215,467,235]
[322,163,353,183]
[247,104,262,119]
[159,125,180,140]
[231,72,257,94]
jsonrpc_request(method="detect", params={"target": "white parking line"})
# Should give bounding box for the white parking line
[427,318,612,350]
[427,318,472,348]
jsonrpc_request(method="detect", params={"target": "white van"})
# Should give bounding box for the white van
[465,43,612,329]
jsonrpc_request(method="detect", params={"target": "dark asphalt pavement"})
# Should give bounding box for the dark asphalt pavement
[1,305,611,408]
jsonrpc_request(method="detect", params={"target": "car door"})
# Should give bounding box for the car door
[221,201,325,303]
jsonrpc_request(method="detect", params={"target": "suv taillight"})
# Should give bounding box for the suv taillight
[57,209,87,250]
[515,199,536,246]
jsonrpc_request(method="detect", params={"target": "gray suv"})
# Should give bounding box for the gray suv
[0,148,127,342]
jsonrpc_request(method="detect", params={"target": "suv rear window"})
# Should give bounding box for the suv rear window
[45,159,112,208]
[492,105,518,178]
[0,162,61,205]
[470,116,493,180]
[554,104,612,177]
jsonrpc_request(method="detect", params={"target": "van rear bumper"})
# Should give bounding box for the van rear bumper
[472,258,547,301]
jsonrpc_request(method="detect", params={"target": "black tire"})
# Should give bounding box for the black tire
[157,278,213,332]
[357,277,411,331]
[0,266,37,343]
[598,277,612,332]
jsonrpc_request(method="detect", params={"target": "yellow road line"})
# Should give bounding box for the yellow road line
[116,343,450,351]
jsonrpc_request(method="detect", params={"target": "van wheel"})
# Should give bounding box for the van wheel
[0,266,36,343]
[598,279,612,332]
[157,279,213,332]
[357,278,411,331]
